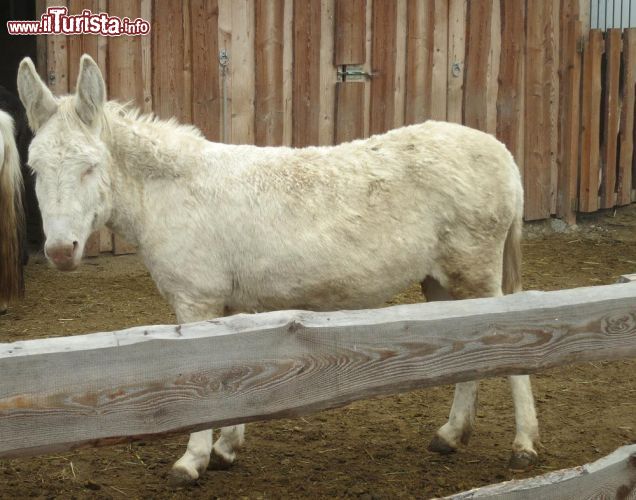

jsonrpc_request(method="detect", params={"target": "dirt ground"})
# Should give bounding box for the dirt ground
[1,208,635,499]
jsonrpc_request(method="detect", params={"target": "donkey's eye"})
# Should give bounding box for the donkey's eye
[81,165,96,180]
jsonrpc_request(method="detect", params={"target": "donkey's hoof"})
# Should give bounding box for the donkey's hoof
[428,435,457,454]
[209,445,236,470]
[168,464,200,485]
[508,450,538,470]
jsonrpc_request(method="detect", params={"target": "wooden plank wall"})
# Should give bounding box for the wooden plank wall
[43,0,636,258]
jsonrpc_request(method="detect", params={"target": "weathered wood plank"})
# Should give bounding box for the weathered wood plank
[545,0,559,214]
[485,0,500,135]
[230,0,255,144]
[392,0,407,128]
[618,29,636,205]
[443,444,636,500]
[2,281,636,459]
[292,0,322,146]
[318,0,336,145]
[191,0,221,141]
[556,20,581,225]
[369,0,398,135]
[108,1,143,105]
[579,30,604,212]
[524,0,551,220]
[334,0,366,66]
[601,29,622,209]
[496,0,525,176]
[152,1,186,121]
[463,0,492,131]
[335,82,365,143]
[45,0,69,94]
[404,0,434,125]
[430,0,448,121]
[447,0,466,124]
[218,0,232,142]
[255,0,284,146]
[282,0,294,145]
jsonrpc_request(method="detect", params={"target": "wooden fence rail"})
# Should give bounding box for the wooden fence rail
[1,280,636,459]
[444,444,636,499]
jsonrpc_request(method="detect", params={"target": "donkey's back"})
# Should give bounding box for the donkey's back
[206,121,522,312]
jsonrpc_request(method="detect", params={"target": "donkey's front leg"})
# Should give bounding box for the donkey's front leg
[171,429,213,482]
[169,303,245,483]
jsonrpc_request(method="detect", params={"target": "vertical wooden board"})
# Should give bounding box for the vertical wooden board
[524,0,551,220]
[369,0,398,135]
[335,82,365,143]
[318,0,336,145]
[393,0,407,128]
[334,0,366,65]
[601,29,622,208]
[543,0,559,214]
[98,227,113,253]
[293,0,322,146]
[447,0,466,124]
[430,0,448,121]
[618,29,636,205]
[218,0,232,143]
[108,1,143,105]
[112,234,136,256]
[485,0,500,134]
[463,0,492,131]
[182,0,193,125]
[496,0,525,176]
[191,0,221,141]
[404,0,434,125]
[36,0,48,79]
[140,0,153,113]
[255,0,284,145]
[230,0,255,144]
[152,1,186,122]
[67,0,102,91]
[579,30,604,212]
[282,0,294,145]
[362,0,373,137]
[557,20,582,224]
[46,0,69,96]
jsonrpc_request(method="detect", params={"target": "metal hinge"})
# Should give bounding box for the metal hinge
[337,65,376,82]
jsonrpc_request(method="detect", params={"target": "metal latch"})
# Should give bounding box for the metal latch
[337,65,376,82]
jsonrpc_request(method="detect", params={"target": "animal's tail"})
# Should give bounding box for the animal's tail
[0,110,25,305]
[502,190,523,295]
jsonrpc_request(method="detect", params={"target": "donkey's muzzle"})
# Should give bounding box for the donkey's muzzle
[45,241,79,271]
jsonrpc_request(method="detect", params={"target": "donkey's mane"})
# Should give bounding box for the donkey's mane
[54,97,206,146]
[105,100,206,140]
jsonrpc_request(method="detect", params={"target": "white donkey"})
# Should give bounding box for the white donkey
[17,55,539,482]
[0,110,24,314]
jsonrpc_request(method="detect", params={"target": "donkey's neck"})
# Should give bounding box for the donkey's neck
[102,108,215,246]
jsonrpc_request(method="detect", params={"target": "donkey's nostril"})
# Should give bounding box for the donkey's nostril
[72,241,78,250]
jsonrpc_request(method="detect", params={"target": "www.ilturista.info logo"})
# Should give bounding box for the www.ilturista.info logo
[7,7,150,36]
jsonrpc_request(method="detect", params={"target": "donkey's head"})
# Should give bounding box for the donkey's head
[17,55,111,271]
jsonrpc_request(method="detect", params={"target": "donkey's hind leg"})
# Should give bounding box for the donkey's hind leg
[211,424,245,468]
[508,375,539,469]
[422,277,480,454]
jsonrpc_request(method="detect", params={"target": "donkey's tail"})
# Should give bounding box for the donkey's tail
[0,110,25,305]
[502,194,523,295]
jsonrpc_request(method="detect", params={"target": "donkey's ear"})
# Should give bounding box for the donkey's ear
[17,57,58,132]
[74,54,106,126]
